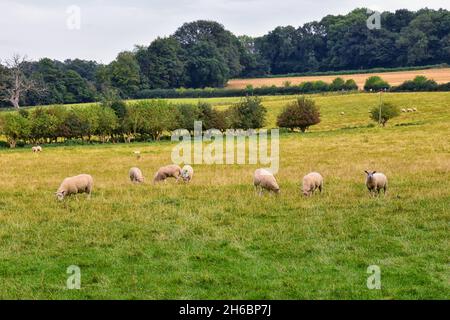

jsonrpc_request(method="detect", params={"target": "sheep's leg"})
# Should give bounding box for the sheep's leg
[319,184,323,193]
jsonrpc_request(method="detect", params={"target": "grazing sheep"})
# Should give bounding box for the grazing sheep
[134,151,141,160]
[253,169,280,195]
[180,165,194,183]
[55,174,94,201]
[412,108,417,112]
[364,171,388,196]
[129,167,144,183]
[302,172,324,197]
[407,108,413,112]
[153,164,182,183]
[32,146,42,153]
[340,112,345,116]
[401,108,407,113]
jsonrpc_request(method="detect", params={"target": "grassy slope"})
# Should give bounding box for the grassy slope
[0,92,449,299]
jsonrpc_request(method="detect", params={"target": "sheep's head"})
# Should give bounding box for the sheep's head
[181,170,190,180]
[55,191,66,201]
[364,170,377,180]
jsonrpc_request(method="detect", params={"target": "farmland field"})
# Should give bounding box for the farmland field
[227,67,450,90]
[0,92,449,299]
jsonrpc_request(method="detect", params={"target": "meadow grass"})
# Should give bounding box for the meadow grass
[0,92,449,299]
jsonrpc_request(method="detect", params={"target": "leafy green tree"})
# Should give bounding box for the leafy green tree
[0,112,30,148]
[94,105,118,143]
[394,75,438,91]
[29,107,59,143]
[135,37,186,89]
[109,51,141,98]
[276,97,320,132]
[330,77,346,91]
[176,103,200,133]
[184,42,230,88]
[137,100,179,140]
[174,20,244,78]
[370,102,400,126]
[364,76,390,91]
[230,96,267,129]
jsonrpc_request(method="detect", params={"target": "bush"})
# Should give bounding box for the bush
[276,96,320,132]
[133,100,179,140]
[0,112,30,148]
[229,96,267,129]
[330,77,346,91]
[344,79,358,90]
[392,76,438,91]
[369,102,400,127]
[364,76,390,91]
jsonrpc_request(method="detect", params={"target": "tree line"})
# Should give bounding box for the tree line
[0,7,449,108]
[0,96,270,148]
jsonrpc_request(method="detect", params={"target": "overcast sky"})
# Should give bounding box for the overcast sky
[1,0,449,63]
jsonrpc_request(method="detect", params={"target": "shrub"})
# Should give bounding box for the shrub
[229,96,267,129]
[136,100,179,140]
[330,77,346,91]
[369,102,400,126]
[392,76,438,91]
[276,96,320,132]
[344,79,358,90]
[176,103,200,133]
[364,76,390,91]
[0,112,30,148]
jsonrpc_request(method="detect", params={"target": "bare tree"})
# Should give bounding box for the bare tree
[0,54,45,109]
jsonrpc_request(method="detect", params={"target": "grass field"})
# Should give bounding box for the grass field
[0,92,449,299]
[227,67,450,90]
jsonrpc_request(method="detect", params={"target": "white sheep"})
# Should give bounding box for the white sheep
[253,168,280,195]
[412,108,417,112]
[55,174,94,201]
[129,167,144,183]
[134,151,141,160]
[364,170,388,196]
[180,165,194,183]
[153,164,182,183]
[401,108,407,113]
[407,108,413,112]
[340,112,345,116]
[302,172,323,197]
[32,146,42,153]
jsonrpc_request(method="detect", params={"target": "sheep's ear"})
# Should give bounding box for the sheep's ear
[364,170,369,175]
[372,171,377,174]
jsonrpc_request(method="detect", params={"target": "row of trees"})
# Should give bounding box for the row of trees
[1,8,449,107]
[0,96,269,148]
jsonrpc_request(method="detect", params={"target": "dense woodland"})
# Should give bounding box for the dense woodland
[0,8,449,107]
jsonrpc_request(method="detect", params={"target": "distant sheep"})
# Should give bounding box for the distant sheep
[302,172,323,197]
[407,108,413,112]
[412,108,417,112]
[134,151,141,160]
[32,146,42,153]
[253,169,280,195]
[364,170,388,196]
[153,165,182,183]
[55,174,93,201]
[129,167,144,183]
[340,112,345,116]
[180,165,194,183]
[401,108,407,113]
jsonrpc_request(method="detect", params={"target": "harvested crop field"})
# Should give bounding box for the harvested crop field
[227,68,450,89]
